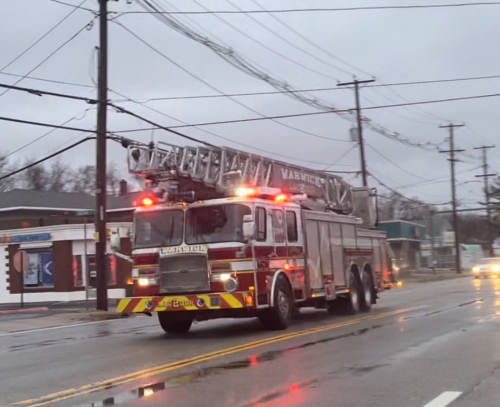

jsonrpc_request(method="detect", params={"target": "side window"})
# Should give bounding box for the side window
[286,211,298,242]
[255,207,267,241]
[271,209,285,243]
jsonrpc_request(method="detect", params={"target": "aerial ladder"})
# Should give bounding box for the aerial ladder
[125,141,378,228]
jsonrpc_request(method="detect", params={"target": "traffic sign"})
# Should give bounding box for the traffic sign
[13,251,29,273]
[93,229,111,242]
[76,210,95,217]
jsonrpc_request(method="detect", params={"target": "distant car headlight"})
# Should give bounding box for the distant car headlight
[491,265,500,273]
[472,266,480,273]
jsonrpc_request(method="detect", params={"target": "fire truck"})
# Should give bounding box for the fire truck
[112,141,390,333]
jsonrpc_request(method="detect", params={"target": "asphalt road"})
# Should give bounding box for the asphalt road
[0,277,499,407]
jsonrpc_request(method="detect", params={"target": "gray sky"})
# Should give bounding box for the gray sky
[1,0,499,210]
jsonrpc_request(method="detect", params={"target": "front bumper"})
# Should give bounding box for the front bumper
[117,291,254,313]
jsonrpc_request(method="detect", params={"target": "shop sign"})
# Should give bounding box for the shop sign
[0,233,52,244]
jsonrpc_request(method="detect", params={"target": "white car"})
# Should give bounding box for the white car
[472,258,500,278]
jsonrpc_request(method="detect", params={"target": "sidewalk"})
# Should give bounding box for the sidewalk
[399,269,471,284]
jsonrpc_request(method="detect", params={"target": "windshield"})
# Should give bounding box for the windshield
[185,204,251,244]
[133,210,184,249]
[481,258,500,263]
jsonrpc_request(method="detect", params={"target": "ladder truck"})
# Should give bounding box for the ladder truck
[111,141,391,334]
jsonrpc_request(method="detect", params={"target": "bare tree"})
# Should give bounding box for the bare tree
[107,161,119,195]
[69,165,95,194]
[21,159,48,191]
[0,153,14,191]
[47,158,69,192]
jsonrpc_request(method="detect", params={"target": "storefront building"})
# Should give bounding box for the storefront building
[377,220,426,275]
[0,188,137,304]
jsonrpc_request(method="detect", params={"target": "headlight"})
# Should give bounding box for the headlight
[491,265,500,272]
[211,273,232,282]
[138,277,157,286]
[472,266,480,273]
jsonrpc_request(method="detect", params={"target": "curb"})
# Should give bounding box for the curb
[0,307,49,315]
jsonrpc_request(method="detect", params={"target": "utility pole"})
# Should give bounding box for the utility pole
[474,145,495,256]
[337,78,375,187]
[95,0,109,311]
[427,206,437,274]
[439,124,465,274]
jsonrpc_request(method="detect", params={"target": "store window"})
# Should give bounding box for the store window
[24,253,54,288]
[84,255,116,286]
[73,255,84,287]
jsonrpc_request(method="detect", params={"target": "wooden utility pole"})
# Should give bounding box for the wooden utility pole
[95,0,109,311]
[440,124,465,274]
[337,78,375,187]
[474,145,495,256]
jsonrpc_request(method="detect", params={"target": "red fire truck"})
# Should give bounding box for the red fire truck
[112,142,390,333]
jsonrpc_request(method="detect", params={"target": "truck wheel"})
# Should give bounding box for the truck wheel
[345,270,361,315]
[259,275,293,330]
[158,312,193,334]
[360,271,373,312]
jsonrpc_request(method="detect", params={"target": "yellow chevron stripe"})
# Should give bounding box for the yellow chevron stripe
[117,299,131,313]
[132,298,150,313]
[181,296,198,311]
[221,293,243,308]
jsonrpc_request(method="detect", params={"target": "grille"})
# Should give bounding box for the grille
[159,254,210,293]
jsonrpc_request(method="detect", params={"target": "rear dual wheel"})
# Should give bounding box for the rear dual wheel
[327,270,373,315]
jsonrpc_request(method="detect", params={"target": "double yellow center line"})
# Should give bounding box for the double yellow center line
[8,305,427,407]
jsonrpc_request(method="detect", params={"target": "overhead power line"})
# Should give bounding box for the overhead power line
[122,2,500,15]
[0,137,96,182]
[218,0,351,77]
[109,89,347,166]
[0,116,96,133]
[249,0,372,77]
[112,91,500,132]
[108,102,214,147]
[188,0,340,81]
[1,0,87,73]
[0,82,97,103]
[128,2,461,151]
[47,0,96,12]
[0,18,95,98]
[0,71,94,88]
[113,19,350,144]
[366,144,431,182]
[110,74,500,103]
[1,108,95,160]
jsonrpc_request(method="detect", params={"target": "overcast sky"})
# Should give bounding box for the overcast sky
[1,0,499,210]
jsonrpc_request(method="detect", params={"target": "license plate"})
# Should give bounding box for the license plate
[159,297,195,308]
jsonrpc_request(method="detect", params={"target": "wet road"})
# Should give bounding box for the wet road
[1,277,499,407]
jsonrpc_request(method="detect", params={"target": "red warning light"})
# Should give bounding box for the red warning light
[141,197,154,207]
[274,194,287,202]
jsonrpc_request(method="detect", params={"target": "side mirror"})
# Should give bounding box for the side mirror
[110,232,121,252]
[242,214,255,242]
